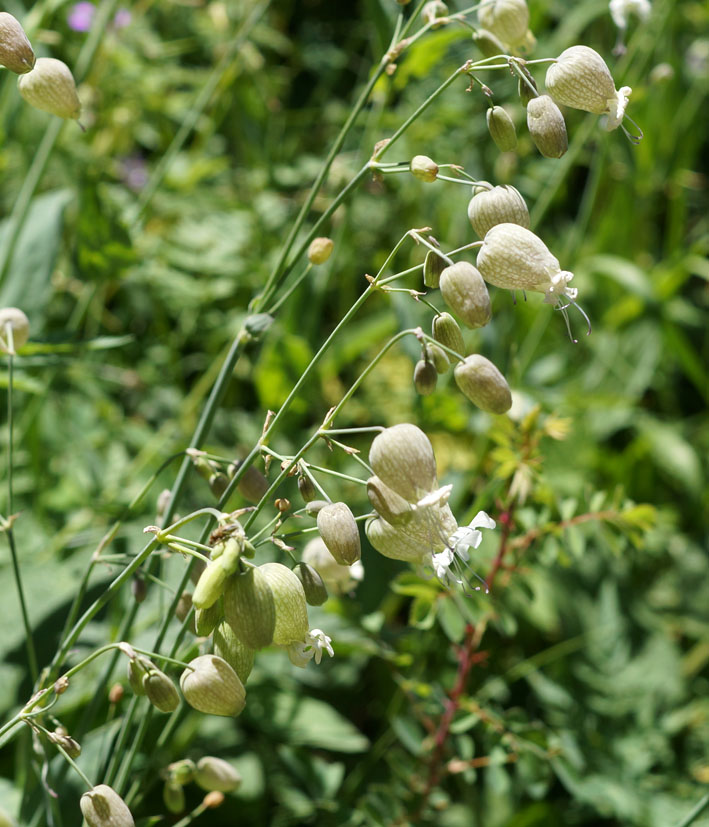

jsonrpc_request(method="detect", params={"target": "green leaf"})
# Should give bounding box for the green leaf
[273,695,370,753]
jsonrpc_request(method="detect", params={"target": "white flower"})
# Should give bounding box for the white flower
[432,511,496,592]
[609,0,651,29]
[604,85,632,131]
[287,629,334,668]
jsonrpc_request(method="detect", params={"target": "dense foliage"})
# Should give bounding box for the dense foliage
[0,0,707,825]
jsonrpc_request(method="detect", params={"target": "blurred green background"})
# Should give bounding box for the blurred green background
[0,0,707,824]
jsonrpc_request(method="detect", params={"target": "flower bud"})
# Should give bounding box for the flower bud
[18,57,81,120]
[422,1,448,26]
[108,683,124,704]
[0,13,35,74]
[545,45,632,131]
[426,342,449,374]
[369,424,437,503]
[307,237,334,265]
[301,537,363,594]
[297,473,317,503]
[258,562,309,645]
[48,730,81,758]
[423,248,446,288]
[180,655,246,717]
[439,261,492,329]
[0,307,29,354]
[410,155,438,183]
[476,223,577,304]
[472,28,506,58]
[166,758,196,786]
[477,0,529,49]
[526,95,568,158]
[195,600,222,637]
[229,461,269,503]
[305,499,329,515]
[194,756,242,793]
[79,785,134,827]
[212,621,255,683]
[467,184,530,239]
[413,359,437,396]
[223,567,276,649]
[131,577,146,604]
[486,106,517,151]
[517,67,538,106]
[209,472,229,499]
[204,791,225,808]
[192,561,229,610]
[454,354,512,414]
[127,656,152,696]
[293,562,329,606]
[432,312,465,363]
[316,502,361,565]
[163,782,185,814]
[367,476,413,526]
[144,668,180,713]
[175,591,193,624]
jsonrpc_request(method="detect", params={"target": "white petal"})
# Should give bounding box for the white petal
[432,548,454,579]
[605,86,632,131]
[416,484,453,508]
[470,511,496,531]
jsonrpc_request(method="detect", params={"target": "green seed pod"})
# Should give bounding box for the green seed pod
[223,566,276,649]
[454,354,512,414]
[467,184,530,239]
[0,13,35,74]
[212,621,255,683]
[307,237,334,265]
[366,475,413,526]
[0,307,30,354]
[410,155,438,183]
[258,563,309,645]
[517,67,538,106]
[18,57,81,120]
[192,562,229,611]
[316,502,361,565]
[208,472,229,499]
[478,0,529,49]
[369,424,437,503]
[476,223,577,303]
[301,537,362,594]
[423,249,446,288]
[143,668,180,713]
[195,600,223,637]
[526,94,568,158]
[413,359,437,395]
[293,562,329,606]
[366,517,423,562]
[243,312,273,340]
[195,756,243,793]
[432,312,465,363]
[486,106,517,152]
[439,261,492,329]
[180,655,246,717]
[297,473,317,503]
[472,28,506,59]
[365,505,458,563]
[545,45,630,130]
[79,785,135,827]
[163,782,185,815]
[426,343,450,375]
[229,461,269,503]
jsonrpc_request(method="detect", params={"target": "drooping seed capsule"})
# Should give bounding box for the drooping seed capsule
[229,461,269,503]
[0,13,35,74]
[258,562,309,645]
[194,756,243,793]
[467,184,530,239]
[297,473,317,503]
[143,667,180,713]
[369,424,437,503]
[223,567,276,649]
[180,655,246,717]
[301,537,363,594]
[477,0,530,49]
[413,359,437,396]
[307,237,334,265]
[293,562,329,606]
[127,656,151,697]
[18,57,81,120]
[305,499,329,516]
[367,476,413,526]
[426,343,450,375]
[472,28,506,58]
[316,502,361,565]
[439,261,492,329]
[476,223,577,304]
[365,517,423,562]
[432,312,465,363]
[486,106,517,152]
[545,45,632,131]
[163,782,185,815]
[195,599,221,637]
[454,354,512,414]
[208,472,229,499]
[410,155,438,183]
[0,307,30,354]
[423,248,447,288]
[517,66,538,106]
[526,95,568,158]
[366,501,458,562]
[212,621,255,683]
[79,785,135,827]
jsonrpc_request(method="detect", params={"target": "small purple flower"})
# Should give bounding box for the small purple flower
[113,8,131,29]
[68,1,95,32]
[120,156,149,192]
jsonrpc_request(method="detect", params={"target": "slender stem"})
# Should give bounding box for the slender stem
[674,794,709,827]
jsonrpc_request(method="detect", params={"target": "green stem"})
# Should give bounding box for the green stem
[674,793,709,827]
